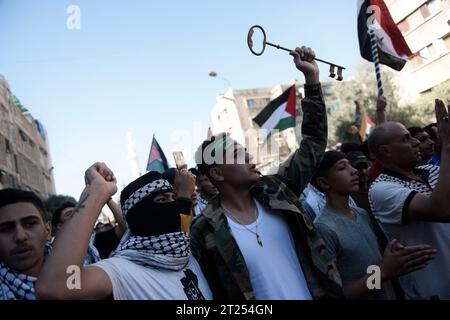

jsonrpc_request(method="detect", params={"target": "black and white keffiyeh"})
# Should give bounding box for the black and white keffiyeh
[0,262,37,300]
[112,231,190,271]
[121,179,172,218]
[0,243,51,300]
[84,233,101,265]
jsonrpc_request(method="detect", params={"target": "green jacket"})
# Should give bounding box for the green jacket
[190,84,343,300]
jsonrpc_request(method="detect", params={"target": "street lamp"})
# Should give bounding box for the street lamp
[208,69,231,88]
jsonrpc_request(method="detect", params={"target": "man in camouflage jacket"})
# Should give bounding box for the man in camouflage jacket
[191,46,343,300]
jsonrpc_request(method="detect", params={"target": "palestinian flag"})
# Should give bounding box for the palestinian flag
[253,85,296,137]
[358,0,413,71]
[146,135,169,173]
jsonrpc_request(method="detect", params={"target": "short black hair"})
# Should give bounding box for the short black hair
[407,126,423,138]
[340,142,362,155]
[0,188,47,222]
[52,201,76,227]
[311,151,346,191]
[360,140,371,160]
[195,133,228,180]
[424,123,437,141]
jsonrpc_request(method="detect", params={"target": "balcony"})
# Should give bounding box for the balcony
[404,10,450,52]
[408,51,450,93]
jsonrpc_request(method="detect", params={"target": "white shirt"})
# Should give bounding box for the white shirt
[226,200,312,300]
[369,165,450,299]
[94,255,212,300]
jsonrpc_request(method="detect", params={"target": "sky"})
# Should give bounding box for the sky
[0,0,365,199]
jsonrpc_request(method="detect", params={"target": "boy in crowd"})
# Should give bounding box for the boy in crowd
[0,189,51,299]
[312,151,436,299]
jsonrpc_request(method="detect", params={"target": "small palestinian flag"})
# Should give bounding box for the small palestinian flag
[146,135,169,173]
[253,85,296,138]
[358,0,413,71]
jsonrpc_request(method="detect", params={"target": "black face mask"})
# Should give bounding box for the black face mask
[126,198,192,237]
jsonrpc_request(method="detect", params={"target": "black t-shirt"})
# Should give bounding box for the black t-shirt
[94,227,121,259]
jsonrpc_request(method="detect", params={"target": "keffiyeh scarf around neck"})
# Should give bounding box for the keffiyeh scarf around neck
[0,232,100,300]
[0,262,37,300]
[84,233,101,265]
[112,231,190,271]
[0,243,51,300]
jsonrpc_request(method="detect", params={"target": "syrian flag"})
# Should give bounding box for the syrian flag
[146,135,169,173]
[358,0,413,71]
[253,85,296,138]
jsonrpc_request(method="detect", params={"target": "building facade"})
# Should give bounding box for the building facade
[210,82,339,174]
[0,74,55,199]
[386,0,450,99]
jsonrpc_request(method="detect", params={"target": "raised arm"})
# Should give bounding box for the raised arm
[36,163,117,299]
[358,101,368,142]
[277,46,327,197]
[408,100,450,222]
[107,198,127,239]
[376,95,387,126]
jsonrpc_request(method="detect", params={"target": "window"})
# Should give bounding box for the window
[420,4,431,19]
[5,139,11,154]
[398,19,410,33]
[444,35,450,50]
[19,130,27,142]
[408,10,425,29]
[433,39,448,55]
[428,0,442,15]
[410,54,424,69]
[246,99,254,108]
[40,147,47,158]
[420,47,431,60]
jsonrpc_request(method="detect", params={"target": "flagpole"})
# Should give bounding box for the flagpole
[368,28,384,97]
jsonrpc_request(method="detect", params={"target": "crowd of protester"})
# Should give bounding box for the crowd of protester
[1,46,449,300]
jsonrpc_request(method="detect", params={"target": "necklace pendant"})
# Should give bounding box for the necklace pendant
[257,234,263,247]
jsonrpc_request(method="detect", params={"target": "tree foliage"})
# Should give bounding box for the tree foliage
[328,62,448,147]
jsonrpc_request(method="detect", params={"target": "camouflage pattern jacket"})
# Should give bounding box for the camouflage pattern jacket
[190,84,343,300]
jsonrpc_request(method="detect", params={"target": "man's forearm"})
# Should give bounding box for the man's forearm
[107,199,127,234]
[37,189,106,292]
[376,109,386,125]
[277,83,327,196]
[304,72,320,86]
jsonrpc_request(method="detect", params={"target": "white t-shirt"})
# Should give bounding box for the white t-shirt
[226,200,312,300]
[369,165,450,299]
[94,255,212,300]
